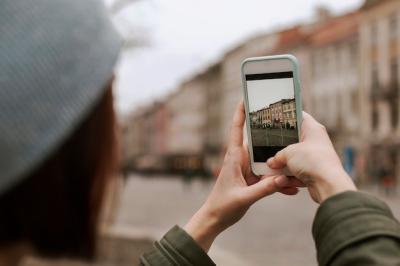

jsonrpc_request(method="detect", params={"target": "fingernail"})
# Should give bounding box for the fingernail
[275,176,288,187]
[266,158,273,165]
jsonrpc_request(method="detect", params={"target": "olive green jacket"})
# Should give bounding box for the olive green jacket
[140,191,400,265]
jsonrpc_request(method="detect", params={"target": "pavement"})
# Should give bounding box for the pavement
[115,175,312,266]
[114,174,400,266]
[252,128,298,146]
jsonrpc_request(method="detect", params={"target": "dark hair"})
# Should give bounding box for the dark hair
[0,82,118,259]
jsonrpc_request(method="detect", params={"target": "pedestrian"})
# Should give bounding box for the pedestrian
[1,1,400,266]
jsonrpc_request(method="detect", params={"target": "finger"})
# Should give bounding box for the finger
[245,165,259,186]
[269,175,305,188]
[279,187,299,195]
[267,150,288,169]
[267,143,300,169]
[286,177,306,187]
[243,177,278,203]
[228,101,245,148]
[301,111,327,140]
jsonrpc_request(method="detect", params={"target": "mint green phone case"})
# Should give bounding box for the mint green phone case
[241,54,303,174]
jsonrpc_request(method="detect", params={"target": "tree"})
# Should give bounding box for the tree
[107,0,151,49]
[109,0,142,14]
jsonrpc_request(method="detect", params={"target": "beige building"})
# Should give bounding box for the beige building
[165,77,207,156]
[122,109,144,167]
[270,100,283,127]
[251,99,296,129]
[310,12,360,132]
[272,26,314,114]
[250,106,271,128]
[250,111,259,126]
[219,33,279,147]
[359,0,400,183]
[122,105,159,171]
[122,1,400,182]
[308,11,362,180]
[282,99,297,128]
[201,63,225,174]
[262,107,272,127]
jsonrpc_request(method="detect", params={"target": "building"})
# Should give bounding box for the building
[250,106,271,128]
[262,107,272,127]
[282,99,297,128]
[272,26,314,113]
[164,74,208,173]
[121,105,160,172]
[359,0,400,184]
[121,109,143,170]
[122,1,400,184]
[308,11,362,178]
[219,33,279,147]
[250,99,296,129]
[270,100,284,128]
[250,111,259,127]
[202,63,225,175]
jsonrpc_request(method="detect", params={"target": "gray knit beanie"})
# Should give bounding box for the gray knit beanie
[0,0,121,195]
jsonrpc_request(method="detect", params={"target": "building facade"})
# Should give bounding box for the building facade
[308,11,362,179]
[272,26,314,114]
[219,33,279,147]
[122,1,400,185]
[250,99,296,129]
[282,99,297,128]
[359,0,400,185]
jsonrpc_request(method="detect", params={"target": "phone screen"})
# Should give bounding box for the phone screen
[246,71,299,162]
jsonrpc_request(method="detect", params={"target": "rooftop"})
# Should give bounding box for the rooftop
[309,12,359,47]
[361,0,390,10]
[274,26,309,52]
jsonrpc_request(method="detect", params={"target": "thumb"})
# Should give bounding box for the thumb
[267,144,298,169]
[267,149,288,169]
[243,177,278,203]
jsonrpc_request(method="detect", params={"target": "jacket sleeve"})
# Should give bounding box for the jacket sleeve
[139,225,216,266]
[313,191,400,266]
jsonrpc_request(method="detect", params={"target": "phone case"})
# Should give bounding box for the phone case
[241,54,303,176]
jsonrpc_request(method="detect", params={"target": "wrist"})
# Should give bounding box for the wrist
[183,204,222,252]
[315,168,357,203]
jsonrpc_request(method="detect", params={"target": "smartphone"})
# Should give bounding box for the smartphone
[241,55,303,176]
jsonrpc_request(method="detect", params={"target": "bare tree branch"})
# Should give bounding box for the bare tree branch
[109,0,142,14]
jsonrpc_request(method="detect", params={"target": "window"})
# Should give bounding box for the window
[371,66,379,95]
[390,59,398,88]
[372,101,378,130]
[390,14,398,40]
[351,90,359,115]
[390,60,399,128]
[371,22,378,45]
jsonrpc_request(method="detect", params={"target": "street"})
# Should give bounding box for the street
[115,175,316,265]
[252,128,298,146]
[111,175,394,265]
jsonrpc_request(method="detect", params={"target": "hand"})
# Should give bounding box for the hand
[267,112,357,204]
[184,102,303,252]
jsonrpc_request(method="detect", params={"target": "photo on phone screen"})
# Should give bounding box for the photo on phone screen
[246,71,299,162]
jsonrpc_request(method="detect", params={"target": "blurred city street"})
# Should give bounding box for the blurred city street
[114,174,400,266]
[115,1,400,265]
[5,0,400,265]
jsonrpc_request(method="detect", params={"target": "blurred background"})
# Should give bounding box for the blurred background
[29,0,400,265]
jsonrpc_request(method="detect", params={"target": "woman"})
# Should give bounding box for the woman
[1,0,400,265]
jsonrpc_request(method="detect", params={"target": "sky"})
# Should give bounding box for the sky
[247,78,295,112]
[110,0,364,115]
